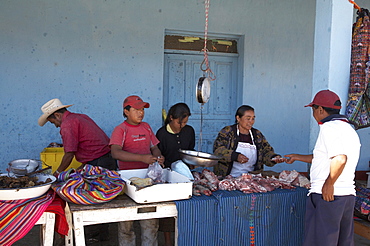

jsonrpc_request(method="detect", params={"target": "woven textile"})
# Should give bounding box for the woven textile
[52,164,125,205]
[175,194,219,246]
[345,9,370,129]
[175,188,307,246]
[0,190,55,246]
[355,186,370,216]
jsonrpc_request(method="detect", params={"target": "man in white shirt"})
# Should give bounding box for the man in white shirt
[285,90,361,246]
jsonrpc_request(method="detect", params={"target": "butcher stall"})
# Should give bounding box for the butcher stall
[64,168,308,246]
[1,160,308,246]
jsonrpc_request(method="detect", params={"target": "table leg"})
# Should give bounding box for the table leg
[73,211,86,246]
[64,203,74,246]
[174,216,178,246]
[40,212,55,246]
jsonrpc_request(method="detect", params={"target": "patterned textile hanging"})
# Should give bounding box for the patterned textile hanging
[345,8,370,129]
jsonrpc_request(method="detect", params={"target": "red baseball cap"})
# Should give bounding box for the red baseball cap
[304,90,341,109]
[123,95,150,109]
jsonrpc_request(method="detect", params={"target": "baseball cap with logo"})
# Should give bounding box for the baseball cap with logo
[123,95,150,109]
[304,89,341,109]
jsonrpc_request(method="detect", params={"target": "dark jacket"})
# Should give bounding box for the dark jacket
[213,124,279,176]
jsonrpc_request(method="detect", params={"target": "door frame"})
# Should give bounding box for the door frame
[164,29,244,111]
[163,30,244,152]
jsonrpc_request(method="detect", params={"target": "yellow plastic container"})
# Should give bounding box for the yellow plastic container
[40,147,82,172]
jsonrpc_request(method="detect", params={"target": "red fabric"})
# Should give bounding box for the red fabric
[45,194,69,236]
[110,121,160,170]
[60,111,111,163]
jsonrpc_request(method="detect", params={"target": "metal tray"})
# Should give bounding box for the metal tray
[179,149,221,167]
[8,159,40,176]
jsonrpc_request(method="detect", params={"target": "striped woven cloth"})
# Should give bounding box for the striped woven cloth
[0,190,55,246]
[355,186,370,215]
[52,164,125,205]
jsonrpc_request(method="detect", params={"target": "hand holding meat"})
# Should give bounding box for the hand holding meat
[284,154,297,164]
[284,154,313,164]
[237,154,249,164]
[271,156,287,163]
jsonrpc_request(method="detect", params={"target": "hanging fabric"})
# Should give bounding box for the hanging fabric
[345,8,370,129]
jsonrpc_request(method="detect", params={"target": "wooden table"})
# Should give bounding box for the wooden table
[65,194,177,246]
[354,217,370,240]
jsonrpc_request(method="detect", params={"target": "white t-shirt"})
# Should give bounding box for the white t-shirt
[310,119,360,196]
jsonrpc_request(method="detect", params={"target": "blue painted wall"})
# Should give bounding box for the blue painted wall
[0,0,368,173]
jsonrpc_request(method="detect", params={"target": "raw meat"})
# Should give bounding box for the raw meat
[202,169,219,186]
[192,171,202,181]
[279,170,310,188]
[192,186,201,196]
[218,178,237,191]
[195,184,212,196]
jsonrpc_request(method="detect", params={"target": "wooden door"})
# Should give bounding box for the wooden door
[163,52,239,154]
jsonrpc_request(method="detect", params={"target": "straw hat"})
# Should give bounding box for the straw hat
[38,99,73,126]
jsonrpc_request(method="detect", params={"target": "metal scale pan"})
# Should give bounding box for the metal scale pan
[180,77,221,167]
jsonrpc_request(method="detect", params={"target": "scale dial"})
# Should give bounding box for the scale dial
[196,77,211,104]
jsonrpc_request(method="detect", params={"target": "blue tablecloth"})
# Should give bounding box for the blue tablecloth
[174,187,308,246]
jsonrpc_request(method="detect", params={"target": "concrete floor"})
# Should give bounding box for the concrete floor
[12,221,370,246]
[354,234,370,246]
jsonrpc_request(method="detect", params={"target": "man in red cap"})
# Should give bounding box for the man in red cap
[110,95,164,246]
[285,90,361,246]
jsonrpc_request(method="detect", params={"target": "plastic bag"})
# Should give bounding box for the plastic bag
[171,160,193,180]
[146,162,165,183]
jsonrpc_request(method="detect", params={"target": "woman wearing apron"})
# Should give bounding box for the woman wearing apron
[213,105,285,177]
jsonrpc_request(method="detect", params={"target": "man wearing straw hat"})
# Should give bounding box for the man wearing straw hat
[38,98,117,175]
[38,98,117,241]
